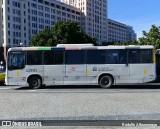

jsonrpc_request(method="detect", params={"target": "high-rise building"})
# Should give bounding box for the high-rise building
[108,19,137,42]
[127,26,137,41]
[0,0,81,47]
[61,0,108,44]
[0,0,136,48]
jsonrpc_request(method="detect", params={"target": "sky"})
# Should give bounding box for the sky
[108,0,160,39]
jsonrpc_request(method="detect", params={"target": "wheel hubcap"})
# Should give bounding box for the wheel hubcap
[32,80,38,87]
[102,78,109,86]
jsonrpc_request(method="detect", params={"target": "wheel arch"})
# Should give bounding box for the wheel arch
[98,73,115,84]
[27,74,43,84]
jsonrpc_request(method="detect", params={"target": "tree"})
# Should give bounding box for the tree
[102,40,138,46]
[30,29,55,46]
[101,42,114,46]
[114,40,139,46]
[52,20,97,45]
[139,25,160,49]
[30,21,97,46]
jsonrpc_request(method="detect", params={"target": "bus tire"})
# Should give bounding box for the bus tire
[28,76,42,89]
[99,75,113,88]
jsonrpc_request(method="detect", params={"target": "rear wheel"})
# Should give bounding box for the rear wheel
[28,76,42,89]
[99,75,113,88]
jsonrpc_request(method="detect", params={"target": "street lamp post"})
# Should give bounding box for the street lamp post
[2,43,7,62]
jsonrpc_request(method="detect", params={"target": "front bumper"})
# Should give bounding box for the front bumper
[0,73,5,82]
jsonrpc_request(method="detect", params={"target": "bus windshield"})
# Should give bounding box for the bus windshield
[8,52,25,70]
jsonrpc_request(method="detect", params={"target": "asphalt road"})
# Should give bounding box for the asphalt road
[0,84,160,129]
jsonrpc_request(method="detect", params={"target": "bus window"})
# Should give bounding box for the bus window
[140,49,153,63]
[44,51,64,65]
[44,51,54,65]
[129,50,140,63]
[65,50,85,64]
[156,52,160,76]
[27,51,42,65]
[98,50,107,64]
[119,50,127,64]
[107,50,119,64]
[129,49,153,64]
[86,50,98,64]
[8,52,25,70]
[86,50,106,64]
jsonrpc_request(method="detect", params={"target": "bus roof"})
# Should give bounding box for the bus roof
[8,45,154,52]
[56,44,94,47]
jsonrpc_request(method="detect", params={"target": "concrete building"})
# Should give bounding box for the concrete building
[0,0,81,47]
[0,0,136,48]
[127,26,137,41]
[108,19,137,42]
[61,0,108,44]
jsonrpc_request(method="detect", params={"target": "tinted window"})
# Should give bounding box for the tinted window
[65,50,85,64]
[156,53,160,76]
[129,49,153,64]
[129,50,140,63]
[98,50,107,64]
[140,49,153,63]
[119,50,127,64]
[27,51,42,65]
[86,50,107,64]
[107,50,119,64]
[44,51,64,65]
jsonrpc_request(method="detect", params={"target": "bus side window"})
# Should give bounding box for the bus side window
[107,50,119,64]
[98,50,107,64]
[27,51,42,65]
[140,49,153,63]
[119,57,125,64]
[129,50,140,63]
[129,49,152,64]
[65,50,85,64]
[44,51,54,65]
[86,50,98,64]
[86,50,106,64]
[119,50,127,64]
[54,51,64,64]
[44,51,64,65]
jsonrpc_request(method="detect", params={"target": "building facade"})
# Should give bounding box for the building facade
[108,19,137,42]
[61,0,108,44]
[127,26,137,41]
[0,0,81,47]
[0,0,136,48]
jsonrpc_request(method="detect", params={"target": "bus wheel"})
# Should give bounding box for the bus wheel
[99,75,113,88]
[28,76,42,89]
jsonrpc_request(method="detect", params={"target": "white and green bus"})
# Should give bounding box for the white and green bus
[5,44,156,89]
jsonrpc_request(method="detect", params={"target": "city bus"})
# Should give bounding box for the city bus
[5,44,156,89]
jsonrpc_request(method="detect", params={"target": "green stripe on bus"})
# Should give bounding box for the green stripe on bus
[38,48,51,50]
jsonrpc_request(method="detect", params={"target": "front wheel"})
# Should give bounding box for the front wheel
[28,76,42,89]
[99,75,113,88]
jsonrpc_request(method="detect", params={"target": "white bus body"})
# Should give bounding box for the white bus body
[5,45,156,89]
